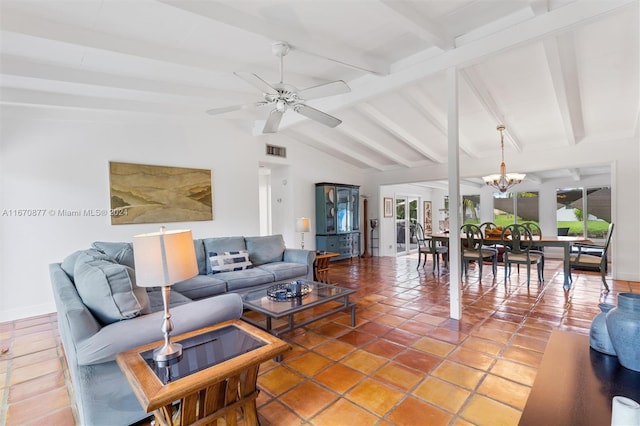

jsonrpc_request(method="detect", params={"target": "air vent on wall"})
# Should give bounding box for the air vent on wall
[266,144,287,158]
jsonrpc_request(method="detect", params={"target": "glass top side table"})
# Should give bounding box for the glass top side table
[117,319,290,426]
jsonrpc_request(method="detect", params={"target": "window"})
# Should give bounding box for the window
[462,195,480,224]
[557,187,611,239]
[517,192,539,226]
[492,191,539,227]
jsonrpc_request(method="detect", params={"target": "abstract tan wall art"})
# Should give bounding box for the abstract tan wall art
[109,162,213,225]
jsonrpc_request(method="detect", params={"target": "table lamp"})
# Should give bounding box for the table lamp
[133,227,198,363]
[296,217,310,249]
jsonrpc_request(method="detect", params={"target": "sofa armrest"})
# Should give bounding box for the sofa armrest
[75,293,243,365]
[284,249,316,280]
[284,248,316,265]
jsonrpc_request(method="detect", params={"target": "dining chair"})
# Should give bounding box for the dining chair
[415,223,448,273]
[570,223,614,292]
[501,223,544,286]
[479,221,499,237]
[479,221,505,261]
[460,224,497,278]
[522,222,545,272]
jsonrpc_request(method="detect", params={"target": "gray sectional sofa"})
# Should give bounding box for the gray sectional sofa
[49,234,315,426]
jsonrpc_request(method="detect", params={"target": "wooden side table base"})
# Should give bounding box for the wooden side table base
[152,367,260,426]
[314,252,339,283]
[117,320,290,426]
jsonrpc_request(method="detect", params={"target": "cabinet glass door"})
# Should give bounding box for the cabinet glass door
[324,186,335,233]
[351,187,359,231]
[336,187,352,233]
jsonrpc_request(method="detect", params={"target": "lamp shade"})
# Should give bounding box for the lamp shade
[133,228,198,287]
[295,217,310,233]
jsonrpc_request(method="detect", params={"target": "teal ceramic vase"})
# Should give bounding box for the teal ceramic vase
[606,293,640,372]
[589,303,617,356]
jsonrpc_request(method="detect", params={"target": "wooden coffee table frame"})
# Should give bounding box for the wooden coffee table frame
[116,319,290,426]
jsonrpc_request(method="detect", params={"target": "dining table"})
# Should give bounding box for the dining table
[430,232,591,289]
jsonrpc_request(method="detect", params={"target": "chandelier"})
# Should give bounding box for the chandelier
[482,125,525,193]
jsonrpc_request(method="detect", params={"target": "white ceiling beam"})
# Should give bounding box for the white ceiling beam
[0,54,248,102]
[0,9,298,81]
[378,0,454,50]
[0,87,202,116]
[568,168,581,181]
[157,0,389,76]
[337,124,414,168]
[543,35,585,145]
[461,67,523,152]
[525,174,543,185]
[528,0,550,16]
[357,103,446,163]
[403,88,477,157]
[278,0,635,130]
[287,130,388,171]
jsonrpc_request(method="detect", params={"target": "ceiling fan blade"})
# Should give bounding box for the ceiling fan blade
[206,101,268,115]
[293,104,342,128]
[298,80,351,100]
[234,72,278,96]
[263,109,284,133]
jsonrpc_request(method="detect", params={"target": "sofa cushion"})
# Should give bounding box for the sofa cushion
[74,260,151,325]
[245,235,285,266]
[91,241,135,269]
[147,288,192,312]
[203,237,247,274]
[172,275,227,300]
[209,250,253,274]
[193,239,208,275]
[256,262,308,281]
[215,268,275,292]
[61,249,111,279]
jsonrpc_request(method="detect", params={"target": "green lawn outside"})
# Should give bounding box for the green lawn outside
[557,220,610,237]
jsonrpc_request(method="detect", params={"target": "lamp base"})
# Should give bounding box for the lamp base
[153,341,183,364]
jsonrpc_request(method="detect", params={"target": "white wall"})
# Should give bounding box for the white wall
[0,107,362,321]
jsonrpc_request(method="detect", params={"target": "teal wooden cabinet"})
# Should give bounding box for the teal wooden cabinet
[315,183,360,260]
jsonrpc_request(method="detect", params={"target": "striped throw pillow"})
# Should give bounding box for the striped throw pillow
[209,250,253,274]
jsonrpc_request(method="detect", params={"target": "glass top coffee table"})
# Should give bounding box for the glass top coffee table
[241,280,356,337]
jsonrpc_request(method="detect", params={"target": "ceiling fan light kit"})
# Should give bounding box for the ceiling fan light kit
[483,125,525,193]
[207,41,350,133]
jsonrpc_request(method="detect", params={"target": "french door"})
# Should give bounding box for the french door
[395,196,419,255]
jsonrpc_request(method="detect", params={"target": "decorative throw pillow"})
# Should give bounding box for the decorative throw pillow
[91,241,135,269]
[209,250,253,274]
[61,249,112,279]
[74,259,151,325]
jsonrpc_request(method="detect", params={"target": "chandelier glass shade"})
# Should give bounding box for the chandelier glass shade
[482,125,525,193]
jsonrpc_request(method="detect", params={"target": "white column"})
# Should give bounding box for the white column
[447,67,462,320]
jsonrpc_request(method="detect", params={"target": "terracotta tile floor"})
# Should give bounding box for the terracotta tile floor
[1,255,638,425]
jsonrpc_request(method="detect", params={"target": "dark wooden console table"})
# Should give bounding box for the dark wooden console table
[520,330,640,426]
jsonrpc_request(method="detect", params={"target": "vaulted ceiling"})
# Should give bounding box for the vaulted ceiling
[1,0,638,187]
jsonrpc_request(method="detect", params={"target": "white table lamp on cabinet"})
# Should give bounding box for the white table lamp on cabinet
[296,217,310,249]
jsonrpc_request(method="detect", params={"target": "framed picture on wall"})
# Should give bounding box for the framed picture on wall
[384,197,393,218]
[423,201,432,235]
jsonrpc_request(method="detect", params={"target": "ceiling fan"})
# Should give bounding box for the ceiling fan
[206,41,351,133]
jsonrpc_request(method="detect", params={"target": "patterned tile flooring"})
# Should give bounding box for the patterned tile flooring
[1,255,637,425]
